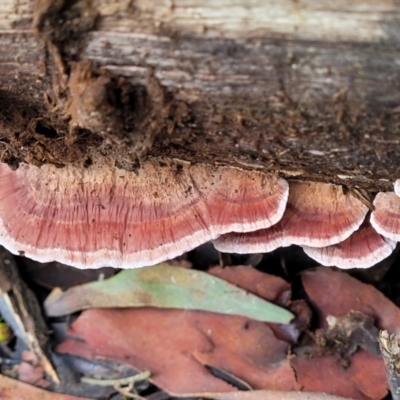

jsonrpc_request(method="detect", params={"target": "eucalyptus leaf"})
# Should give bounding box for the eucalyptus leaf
[44,264,293,324]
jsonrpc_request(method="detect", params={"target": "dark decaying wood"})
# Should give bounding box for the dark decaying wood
[0,0,400,191]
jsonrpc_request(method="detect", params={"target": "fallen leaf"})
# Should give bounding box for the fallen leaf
[55,267,303,394]
[292,351,387,400]
[0,374,90,400]
[17,351,51,389]
[195,390,355,399]
[291,267,391,400]
[302,267,400,335]
[45,264,293,324]
[57,308,299,394]
[208,266,291,303]
[209,266,311,343]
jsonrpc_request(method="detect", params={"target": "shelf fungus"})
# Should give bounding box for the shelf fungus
[395,179,400,197]
[0,159,288,269]
[281,182,369,247]
[213,181,369,254]
[370,191,400,242]
[212,224,284,254]
[303,221,396,269]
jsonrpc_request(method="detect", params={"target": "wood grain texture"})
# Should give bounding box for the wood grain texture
[0,0,399,191]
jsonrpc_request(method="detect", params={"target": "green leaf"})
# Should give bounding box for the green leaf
[44,264,293,324]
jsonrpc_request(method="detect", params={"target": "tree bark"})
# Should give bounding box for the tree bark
[1,0,400,192]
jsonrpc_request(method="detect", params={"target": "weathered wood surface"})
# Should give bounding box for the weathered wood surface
[1,0,400,191]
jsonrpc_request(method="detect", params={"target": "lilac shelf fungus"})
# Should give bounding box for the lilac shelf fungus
[214,181,369,254]
[371,191,400,242]
[0,159,398,270]
[0,159,288,269]
[303,222,396,269]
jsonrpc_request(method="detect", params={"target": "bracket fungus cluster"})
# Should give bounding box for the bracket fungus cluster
[213,182,369,252]
[0,159,288,269]
[0,159,399,270]
[302,222,396,270]
[214,180,400,270]
[371,191,400,242]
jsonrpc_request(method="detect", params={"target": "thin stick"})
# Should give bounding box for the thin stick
[379,330,400,400]
[81,370,151,387]
[81,371,150,399]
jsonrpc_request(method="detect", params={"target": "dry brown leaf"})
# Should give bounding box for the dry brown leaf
[56,267,303,394]
[195,390,355,399]
[292,267,392,400]
[208,266,291,303]
[17,351,51,389]
[57,307,298,394]
[209,266,311,342]
[0,374,90,400]
[302,267,400,334]
[292,351,387,400]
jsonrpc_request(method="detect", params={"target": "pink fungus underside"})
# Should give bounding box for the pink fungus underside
[212,224,284,254]
[303,222,396,269]
[213,181,369,254]
[395,180,400,197]
[371,192,400,242]
[280,181,369,247]
[0,160,288,269]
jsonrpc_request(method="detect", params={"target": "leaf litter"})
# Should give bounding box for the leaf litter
[55,265,302,394]
[3,247,400,399]
[44,263,293,324]
[0,373,91,400]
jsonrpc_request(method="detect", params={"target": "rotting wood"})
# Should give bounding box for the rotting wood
[0,0,400,192]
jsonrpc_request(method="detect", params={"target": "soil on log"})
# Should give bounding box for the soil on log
[1,0,400,193]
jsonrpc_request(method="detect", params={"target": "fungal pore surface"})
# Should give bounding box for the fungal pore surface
[212,224,284,254]
[0,159,289,269]
[395,179,400,197]
[303,221,396,269]
[371,191,400,242]
[281,181,369,247]
[213,181,369,254]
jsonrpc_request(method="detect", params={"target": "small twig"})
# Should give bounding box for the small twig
[115,382,146,399]
[81,370,151,398]
[81,370,150,386]
[379,330,400,400]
